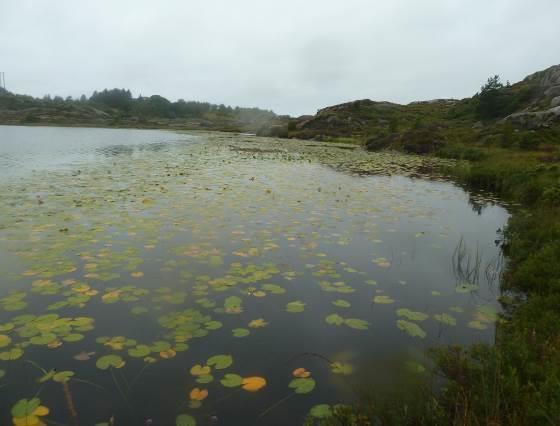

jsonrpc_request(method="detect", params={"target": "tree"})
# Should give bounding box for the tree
[476,75,507,120]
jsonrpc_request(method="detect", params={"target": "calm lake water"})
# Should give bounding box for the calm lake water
[0,126,508,425]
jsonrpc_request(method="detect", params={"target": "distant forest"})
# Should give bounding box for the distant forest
[0,89,276,121]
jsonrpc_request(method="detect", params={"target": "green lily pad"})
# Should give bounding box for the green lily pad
[0,347,24,360]
[30,333,57,345]
[207,354,233,369]
[96,354,125,370]
[396,308,428,321]
[53,370,75,383]
[196,374,214,384]
[232,328,250,337]
[397,320,426,338]
[176,414,196,426]
[310,404,332,418]
[286,300,306,313]
[0,334,11,348]
[128,345,151,358]
[325,314,344,326]
[220,373,243,387]
[332,299,351,308]
[261,284,286,294]
[150,341,171,352]
[205,321,222,330]
[344,318,369,330]
[0,323,14,332]
[11,398,40,417]
[289,377,316,394]
[373,295,394,304]
[224,296,242,313]
[63,333,84,342]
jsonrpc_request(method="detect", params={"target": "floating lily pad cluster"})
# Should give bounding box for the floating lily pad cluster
[158,309,222,342]
[325,314,369,330]
[187,354,266,409]
[10,398,50,426]
[0,131,506,424]
[0,314,94,360]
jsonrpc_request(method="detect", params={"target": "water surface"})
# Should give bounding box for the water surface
[0,126,508,425]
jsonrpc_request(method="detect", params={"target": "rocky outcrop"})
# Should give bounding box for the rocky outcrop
[522,64,560,101]
[545,86,560,98]
[506,106,560,129]
[315,99,399,115]
[503,65,560,128]
[524,64,560,88]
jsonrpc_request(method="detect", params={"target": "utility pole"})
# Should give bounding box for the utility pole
[0,72,5,90]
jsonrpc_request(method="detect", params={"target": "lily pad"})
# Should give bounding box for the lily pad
[241,376,267,392]
[0,334,11,348]
[397,320,427,338]
[128,345,151,358]
[396,308,428,321]
[220,373,243,388]
[207,354,233,370]
[373,295,394,304]
[344,318,369,330]
[232,328,250,338]
[332,299,351,308]
[176,414,196,426]
[0,347,24,360]
[309,404,333,419]
[289,377,316,394]
[286,300,306,313]
[325,314,344,326]
[11,398,40,418]
[53,370,74,383]
[96,354,125,370]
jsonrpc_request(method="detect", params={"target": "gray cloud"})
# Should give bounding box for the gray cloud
[1,0,559,116]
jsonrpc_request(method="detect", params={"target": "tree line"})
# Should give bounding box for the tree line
[2,88,276,122]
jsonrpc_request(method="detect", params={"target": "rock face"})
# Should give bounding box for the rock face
[507,106,560,129]
[546,86,560,98]
[523,64,560,100]
[524,64,560,88]
[505,64,560,128]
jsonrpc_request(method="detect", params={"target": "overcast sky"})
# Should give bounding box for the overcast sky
[1,0,559,116]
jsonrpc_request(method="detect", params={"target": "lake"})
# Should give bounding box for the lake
[0,126,508,425]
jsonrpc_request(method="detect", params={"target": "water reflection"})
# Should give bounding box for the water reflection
[0,125,194,177]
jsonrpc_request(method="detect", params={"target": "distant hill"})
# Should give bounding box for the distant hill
[0,88,285,133]
[2,65,559,148]
[274,64,560,153]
